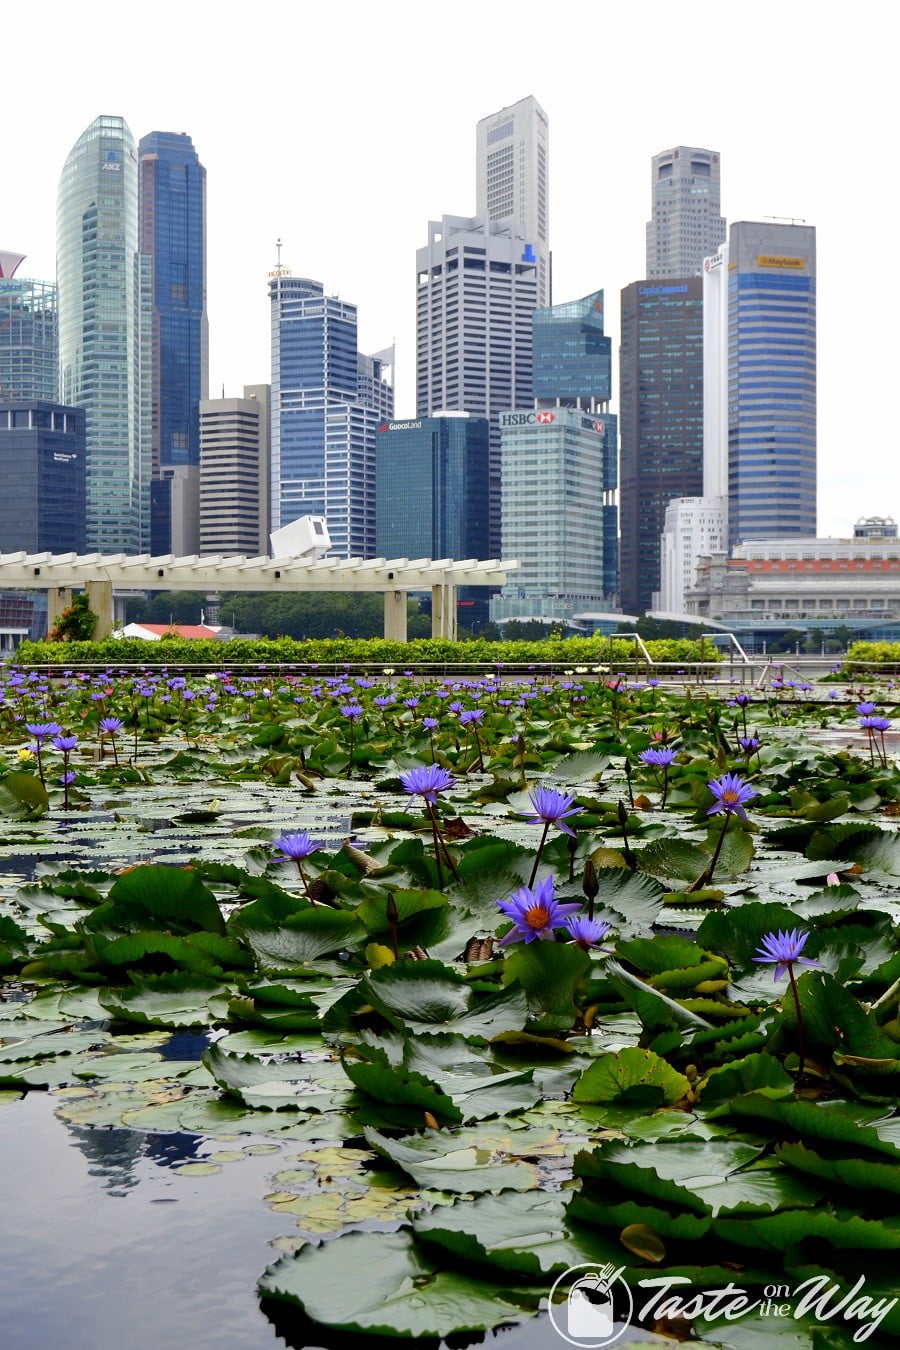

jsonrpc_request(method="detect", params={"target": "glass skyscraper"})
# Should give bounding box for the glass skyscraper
[618,279,704,615]
[492,291,618,623]
[139,132,207,475]
[0,402,86,553]
[0,275,58,402]
[269,271,393,557]
[726,221,817,546]
[375,414,490,562]
[57,116,151,553]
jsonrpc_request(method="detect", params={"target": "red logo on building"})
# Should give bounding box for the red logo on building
[594,420,605,433]
[536,410,555,425]
[378,423,390,433]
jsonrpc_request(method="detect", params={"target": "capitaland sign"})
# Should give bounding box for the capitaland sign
[756,255,805,269]
[499,411,556,428]
[378,420,423,433]
[638,284,689,296]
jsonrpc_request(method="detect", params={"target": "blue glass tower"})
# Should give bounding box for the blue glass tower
[375,414,490,561]
[269,270,392,557]
[727,221,816,547]
[139,132,207,471]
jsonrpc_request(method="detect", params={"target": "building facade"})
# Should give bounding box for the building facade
[656,494,727,613]
[199,385,270,556]
[416,214,539,556]
[476,96,550,306]
[726,221,817,547]
[492,291,618,623]
[688,537,900,637]
[269,271,392,557]
[375,413,490,563]
[0,267,58,403]
[0,402,86,553]
[57,115,151,553]
[491,407,617,623]
[645,147,725,279]
[139,131,207,552]
[618,278,704,614]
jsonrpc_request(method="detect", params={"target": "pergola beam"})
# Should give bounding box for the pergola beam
[0,550,517,641]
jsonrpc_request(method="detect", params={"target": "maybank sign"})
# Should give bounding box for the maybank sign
[499,411,556,428]
[757,255,805,269]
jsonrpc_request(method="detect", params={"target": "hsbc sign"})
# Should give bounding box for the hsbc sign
[499,410,556,428]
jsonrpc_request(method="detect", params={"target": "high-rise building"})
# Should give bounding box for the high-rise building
[139,131,207,552]
[57,115,151,553]
[646,147,725,278]
[0,253,58,403]
[476,96,550,305]
[725,221,816,547]
[269,270,393,557]
[492,291,618,623]
[0,402,86,553]
[416,215,539,556]
[618,279,704,615]
[375,412,490,562]
[199,385,270,555]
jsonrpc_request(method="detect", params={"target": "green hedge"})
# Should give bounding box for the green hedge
[12,633,722,670]
[844,641,900,672]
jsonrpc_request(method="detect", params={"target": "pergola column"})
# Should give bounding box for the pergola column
[46,587,73,633]
[431,583,457,639]
[383,589,407,641]
[85,580,114,639]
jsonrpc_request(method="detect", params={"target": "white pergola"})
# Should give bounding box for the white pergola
[0,551,519,642]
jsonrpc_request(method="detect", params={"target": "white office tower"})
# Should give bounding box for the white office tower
[476,96,550,306]
[416,215,539,557]
[655,244,728,613]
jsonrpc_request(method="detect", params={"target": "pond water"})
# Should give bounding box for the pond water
[0,770,596,1350]
[3,1090,647,1350]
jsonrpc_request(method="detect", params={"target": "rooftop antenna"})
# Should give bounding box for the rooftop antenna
[269,237,290,279]
[764,216,806,225]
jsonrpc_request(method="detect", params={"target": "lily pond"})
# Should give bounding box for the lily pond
[2,662,900,1349]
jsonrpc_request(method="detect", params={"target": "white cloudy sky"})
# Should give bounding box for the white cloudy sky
[5,1,892,538]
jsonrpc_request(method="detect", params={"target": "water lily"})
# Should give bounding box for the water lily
[496,876,581,946]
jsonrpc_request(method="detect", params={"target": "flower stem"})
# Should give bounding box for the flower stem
[689,812,730,891]
[528,821,550,887]
[426,802,446,890]
[787,962,806,1081]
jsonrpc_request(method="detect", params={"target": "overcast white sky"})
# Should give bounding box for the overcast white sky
[5,1,893,538]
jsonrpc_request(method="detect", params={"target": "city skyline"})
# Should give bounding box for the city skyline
[3,4,892,540]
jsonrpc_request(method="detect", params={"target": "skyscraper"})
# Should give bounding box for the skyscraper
[417,98,549,558]
[0,402,86,553]
[269,269,393,557]
[139,131,207,552]
[725,221,817,546]
[492,291,618,623]
[645,147,725,278]
[476,96,550,305]
[199,385,270,555]
[416,215,539,556]
[57,115,151,553]
[618,279,704,615]
[0,253,58,403]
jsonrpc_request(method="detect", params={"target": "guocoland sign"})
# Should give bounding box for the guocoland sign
[1,663,899,1345]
